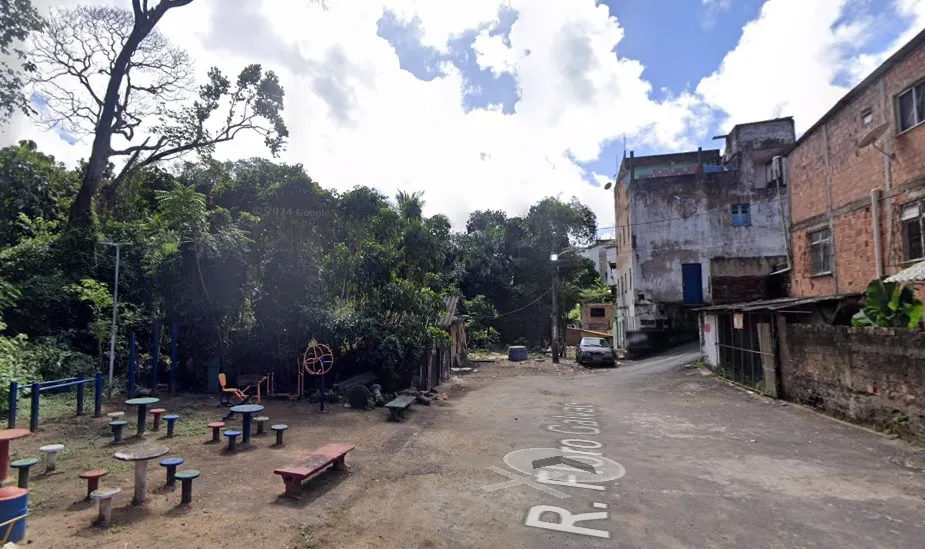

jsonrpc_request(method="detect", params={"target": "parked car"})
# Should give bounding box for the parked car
[576,337,616,367]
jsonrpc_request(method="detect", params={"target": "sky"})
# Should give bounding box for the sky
[3,0,925,237]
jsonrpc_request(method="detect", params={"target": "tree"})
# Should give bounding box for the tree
[0,0,44,124]
[30,3,289,224]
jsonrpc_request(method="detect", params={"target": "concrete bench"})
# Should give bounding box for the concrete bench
[385,395,416,421]
[273,443,355,498]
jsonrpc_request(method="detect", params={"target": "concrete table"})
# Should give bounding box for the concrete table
[229,404,264,446]
[0,429,30,483]
[124,397,160,437]
[114,443,168,505]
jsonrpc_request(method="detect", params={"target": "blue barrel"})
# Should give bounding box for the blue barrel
[507,346,529,361]
[0,486,28,543]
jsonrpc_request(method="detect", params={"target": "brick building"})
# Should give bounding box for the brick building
[787,28,925,296]
[580,303,615,333]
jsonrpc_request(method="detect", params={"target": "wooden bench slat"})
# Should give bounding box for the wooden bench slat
[274,444,355,479]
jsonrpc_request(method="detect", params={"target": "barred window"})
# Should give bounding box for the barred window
[809,228,832,275]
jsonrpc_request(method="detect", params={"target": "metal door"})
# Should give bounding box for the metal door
[682,263,703,305]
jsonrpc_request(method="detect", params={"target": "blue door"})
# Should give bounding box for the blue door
[682,263,703,305]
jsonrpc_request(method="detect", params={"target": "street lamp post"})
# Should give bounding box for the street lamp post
[101,242,129,399]
[550,253,560,364]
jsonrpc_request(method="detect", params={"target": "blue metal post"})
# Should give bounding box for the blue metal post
[151,320,160,395]
[94,373,103,417]
[29,382,40,432]
[128,332,136,398]
[170,318,178,395]
[8,381,17,428]
[75,373,85,415]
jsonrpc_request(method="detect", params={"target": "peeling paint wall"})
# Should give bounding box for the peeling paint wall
[630,170,788,304]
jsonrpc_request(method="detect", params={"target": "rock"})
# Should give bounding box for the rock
[399,388,421,396]
[347,385,372,410]
[371,384,386,406]
[416,394,432,406]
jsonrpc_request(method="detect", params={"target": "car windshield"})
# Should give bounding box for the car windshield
[580,338,608,347]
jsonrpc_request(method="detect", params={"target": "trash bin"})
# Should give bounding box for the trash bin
[0,486,28,543]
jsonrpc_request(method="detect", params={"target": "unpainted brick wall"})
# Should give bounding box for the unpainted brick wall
[787,35,925,295]
[779,321,925,440]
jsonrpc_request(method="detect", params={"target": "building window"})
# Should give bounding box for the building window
[898,80,925,132]
[861,108,873,126]
[590,307,606,318]
[730,203,751,227]
[809,228,832,275]
[902,203,924,262]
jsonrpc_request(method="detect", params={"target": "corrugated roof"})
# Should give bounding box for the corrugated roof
[438,296,459,327]
[696,293,859,313]
[886,261,925,283]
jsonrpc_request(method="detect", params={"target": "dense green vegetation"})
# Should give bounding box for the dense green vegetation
[0,140,601,392]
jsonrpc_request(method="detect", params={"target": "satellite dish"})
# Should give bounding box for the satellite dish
[856,122,888,149]
[604,182,613,190]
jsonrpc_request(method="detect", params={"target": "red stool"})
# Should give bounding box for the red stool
[208,422,225,442]
[149,408,167,431]
[79,469,108,500]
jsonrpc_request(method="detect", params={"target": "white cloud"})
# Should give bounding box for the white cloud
[3,0,923,234]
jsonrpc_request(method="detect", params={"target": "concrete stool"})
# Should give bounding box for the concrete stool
[149,408,167,431]
[175,470,200,505]
[79,470,108,500]
[90,487,121,527]
[163,415,180,438]
[10,458,39,488]
[159,457,184,488]
[109,420,128,443]
[254,416,269,435]
[106,411,125,421]
[39,444,65,474]
[271,424,288,446]
[207,422,225,443]
[223,430,241,452]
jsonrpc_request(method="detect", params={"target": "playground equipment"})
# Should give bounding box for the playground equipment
[125,319,182,399]
[217,373,267,407]
[303,343,335,412]
[8,373,103,431]
[265,358,305,400]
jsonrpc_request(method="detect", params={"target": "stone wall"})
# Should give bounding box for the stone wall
[779,320,925,440]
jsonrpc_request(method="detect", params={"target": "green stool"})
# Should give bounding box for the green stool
[175,470,200,505]
[271,424,288,446]
[10,458,40,488]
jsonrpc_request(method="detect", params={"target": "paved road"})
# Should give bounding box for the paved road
[352,344,925,548]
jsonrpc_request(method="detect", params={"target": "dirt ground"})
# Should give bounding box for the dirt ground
[18,357,587,549]
[18,348,925,549]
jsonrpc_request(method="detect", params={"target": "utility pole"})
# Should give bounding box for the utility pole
[550,253,560,364]
[101,242,129,398]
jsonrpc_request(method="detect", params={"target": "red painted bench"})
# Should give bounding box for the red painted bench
[274,443,355,497]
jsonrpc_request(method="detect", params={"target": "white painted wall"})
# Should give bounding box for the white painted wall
[701,313,719,367]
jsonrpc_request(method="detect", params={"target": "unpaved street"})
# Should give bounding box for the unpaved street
[331,345,925,549]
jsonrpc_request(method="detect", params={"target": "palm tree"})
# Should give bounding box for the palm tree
[395,190,425,221]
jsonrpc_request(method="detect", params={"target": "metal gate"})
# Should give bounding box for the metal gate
[715,311,774,393]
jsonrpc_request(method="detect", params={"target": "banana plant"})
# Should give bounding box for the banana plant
[852,279,925,329]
